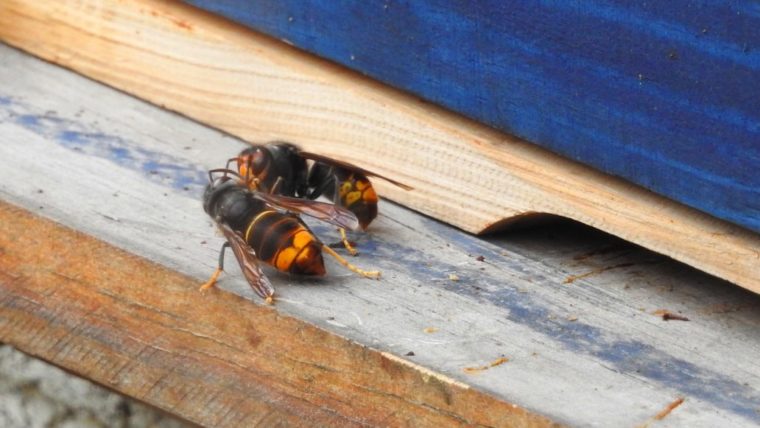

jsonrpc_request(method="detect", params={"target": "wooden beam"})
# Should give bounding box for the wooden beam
[3,45,760,426]
[0,1,757,293]
[184,0,760,235]
[0,201,552,427]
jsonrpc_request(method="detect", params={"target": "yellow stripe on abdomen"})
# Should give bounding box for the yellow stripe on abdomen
[244,209,277,242]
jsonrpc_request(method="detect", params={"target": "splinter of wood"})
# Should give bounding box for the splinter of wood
[464,357,510,374]
[652,309,690,322]
[655,397,685,420]
[637,397,685,428]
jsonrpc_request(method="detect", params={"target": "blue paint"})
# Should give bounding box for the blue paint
[17,114,41,127]
[1,97,208,196]
[185,0,760,233]
[58,130,82,143]
[362,212,760,421]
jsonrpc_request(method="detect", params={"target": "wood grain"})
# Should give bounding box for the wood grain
[185,0,760,234]
[2,45,760,426]
[0,0,757,293]
[0,201,554,427]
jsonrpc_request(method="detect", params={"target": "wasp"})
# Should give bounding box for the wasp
[228,142,412,254]
[201,168,380,304]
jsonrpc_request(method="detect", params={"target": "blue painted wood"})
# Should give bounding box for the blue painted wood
[185,0,760,233]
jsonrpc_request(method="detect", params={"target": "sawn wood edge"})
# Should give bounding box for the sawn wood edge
[0,0,756,293]
[0,201,556,427]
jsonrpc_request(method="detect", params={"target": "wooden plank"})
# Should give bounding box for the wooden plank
[0,203,556,427]
[0,0,757,294]
[2,44,760,427]
[183,0,760,233]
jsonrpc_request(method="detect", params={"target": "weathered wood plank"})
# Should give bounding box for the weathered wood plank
[0,0,757,294]
[185,0,760,233]
[0,201,555,427]
[1,44,760,427]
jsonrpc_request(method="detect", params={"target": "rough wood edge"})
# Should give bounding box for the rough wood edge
[0,200,557,427]
[0,0,756,293]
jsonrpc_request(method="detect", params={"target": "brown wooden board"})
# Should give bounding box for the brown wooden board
[0,202,552,427]
[0,0,757,294]
[2,42,760,427]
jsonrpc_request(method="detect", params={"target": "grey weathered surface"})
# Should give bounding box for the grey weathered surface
[0,345,190,428]
[1,43,759,427]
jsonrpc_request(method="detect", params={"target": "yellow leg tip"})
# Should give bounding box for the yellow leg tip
[265,296,274,305]
[199,268,222,292]
[322,245,381,279]
[363,270,381,279]
[339,228,358,256]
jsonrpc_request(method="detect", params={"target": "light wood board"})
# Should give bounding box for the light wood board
[0,0,757,294]
[185,0,760,235]
[2,43,760,427]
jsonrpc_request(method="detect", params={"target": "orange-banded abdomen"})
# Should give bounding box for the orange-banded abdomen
[243,209,325,276]
[338,173,378,230]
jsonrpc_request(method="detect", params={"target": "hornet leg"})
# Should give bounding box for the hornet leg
[338,228,358,256]
[305,175,334,200]
[321,245,380,279]
[224,157,238,172]
[305,175,357,255]
[241,156,261,191]
[269,176,284,194]
[200,242,230,291]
